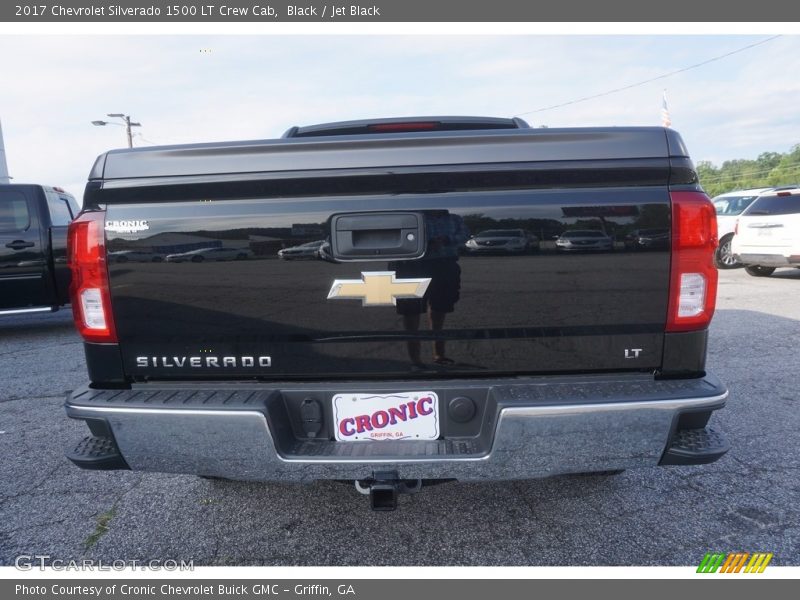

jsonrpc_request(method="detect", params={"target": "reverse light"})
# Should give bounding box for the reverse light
[666,191,718,333]
[79,288,107,329]
[676,273,706,317]
[67,210,117,343]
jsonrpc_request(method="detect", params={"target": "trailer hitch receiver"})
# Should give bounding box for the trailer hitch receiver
[354,471,422,511]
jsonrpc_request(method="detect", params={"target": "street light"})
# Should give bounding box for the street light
[91,113,141,148]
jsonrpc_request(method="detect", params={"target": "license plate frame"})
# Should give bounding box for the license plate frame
[332,391,440,442]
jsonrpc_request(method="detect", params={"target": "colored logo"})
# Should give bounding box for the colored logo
[327,271,431,307]
[332,391,440,442]
[697,552,773,573]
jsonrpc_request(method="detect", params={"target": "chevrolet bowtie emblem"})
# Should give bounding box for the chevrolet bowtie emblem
[327,271,431,307]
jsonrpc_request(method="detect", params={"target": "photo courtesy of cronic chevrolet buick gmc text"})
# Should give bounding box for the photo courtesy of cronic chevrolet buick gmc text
[0,183,78,316]
[63,117,728,510]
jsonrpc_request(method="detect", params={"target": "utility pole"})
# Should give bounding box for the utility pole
[91,113,141,148]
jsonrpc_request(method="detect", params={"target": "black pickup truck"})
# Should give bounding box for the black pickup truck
[64,117,729,510]
[0,184,78,316]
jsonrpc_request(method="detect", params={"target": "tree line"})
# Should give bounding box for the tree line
[697,143,800,198]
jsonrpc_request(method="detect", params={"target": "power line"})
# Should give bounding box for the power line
[513,35,782,118]
[134,131,182,146]
[134,133,160,146]
[700,164,800,179]
[698,164,800,183]
[700,167,781,182]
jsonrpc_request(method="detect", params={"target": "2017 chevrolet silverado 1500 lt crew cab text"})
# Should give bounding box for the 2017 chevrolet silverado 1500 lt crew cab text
[64,117,728,510]
[1,184,78,316]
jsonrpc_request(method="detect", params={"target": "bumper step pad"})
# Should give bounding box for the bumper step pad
[66,436,129,471]
[660,427,729,465]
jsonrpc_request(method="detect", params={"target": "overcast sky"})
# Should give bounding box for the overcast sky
[1,34,798,200]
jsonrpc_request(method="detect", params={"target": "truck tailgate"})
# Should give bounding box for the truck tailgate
[103,192,671,380]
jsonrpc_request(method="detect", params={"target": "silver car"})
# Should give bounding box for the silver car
[464,229,537,254]
[277,240,326,260]
[166,247,253,263]
[555,230,613,252]
[108,250,164,263]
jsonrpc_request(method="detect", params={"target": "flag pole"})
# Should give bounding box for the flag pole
[661,89,672,128]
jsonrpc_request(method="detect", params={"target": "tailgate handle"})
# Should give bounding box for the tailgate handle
[5,240,35,250]
[331,212,424,260]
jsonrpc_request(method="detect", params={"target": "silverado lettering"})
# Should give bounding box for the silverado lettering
[135,356,272,368]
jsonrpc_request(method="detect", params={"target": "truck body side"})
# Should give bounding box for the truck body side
[0,184,77,314]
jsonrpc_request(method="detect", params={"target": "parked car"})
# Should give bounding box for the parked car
[109,250,164,263]
[731,188,800,277]
[165,247,253,262]
[464,229,537,254]
[0,184,78,315]
[711,188,772,268]
[555,229,613,252]
[278,240,325,260]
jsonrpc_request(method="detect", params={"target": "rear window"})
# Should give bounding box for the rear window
[0,191,31,232]
[713,195,759,216]
[45,191,75,226]
[743,194,800,216]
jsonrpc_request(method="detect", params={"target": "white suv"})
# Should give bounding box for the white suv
[711,188,772,268]
[731,188,800,277]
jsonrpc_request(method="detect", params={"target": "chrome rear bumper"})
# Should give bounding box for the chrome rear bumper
[65,374,727,482]
[735,253,798,267]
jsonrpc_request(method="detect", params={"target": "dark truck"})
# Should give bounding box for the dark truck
[0,184,78,316]
[64,117,728,510]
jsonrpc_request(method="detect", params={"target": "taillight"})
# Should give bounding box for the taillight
[67,210,117,343]
[666,191,718,332]
[734,220,739,236]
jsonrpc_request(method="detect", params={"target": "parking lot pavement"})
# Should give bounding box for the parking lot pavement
[1,268,798,566]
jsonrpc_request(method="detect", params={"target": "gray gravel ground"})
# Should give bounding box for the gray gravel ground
[1,268,798,566]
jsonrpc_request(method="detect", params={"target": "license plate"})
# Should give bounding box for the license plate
[333,391,439,442]
[757,229,773,237]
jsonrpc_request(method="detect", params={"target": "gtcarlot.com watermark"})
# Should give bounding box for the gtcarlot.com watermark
[15,555,194,571]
